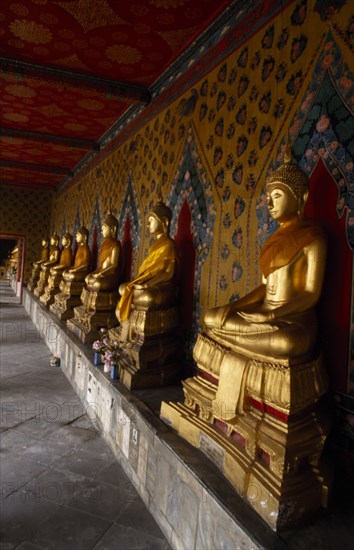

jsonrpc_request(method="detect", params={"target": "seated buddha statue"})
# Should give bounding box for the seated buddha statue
[160,149,330,530]
[40,232,73,307]
[117,200,178,323]
[49,232,73,273]
[204,160,326,362]
[67,213,122,343]
[200,150,326,419]
[62,225,91,282]
[27,237,49,291]
[50,225,91,320]
[85,213,121,293]
[115,200,181,389]
[34,233,60,298]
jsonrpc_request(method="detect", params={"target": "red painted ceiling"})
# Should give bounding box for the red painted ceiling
[0,0,233,191]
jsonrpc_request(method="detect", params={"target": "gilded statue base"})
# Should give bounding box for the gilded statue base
[39,271,64,308]
[33,269,50,298]
[113,306,181,390]
[161,333,330,531]
[27,265,41,292]
[49,280,86,321]
[67,287,119,344]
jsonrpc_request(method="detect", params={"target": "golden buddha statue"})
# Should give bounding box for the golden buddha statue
[85,214,121,293]
[34,233,60,298]
[117,200,178,322]
[50,225,91,320]
[161,148,331,531]
[113,200,181,389]
[40,232,73,307]
[27,237,49,291]
[67,212,122,343]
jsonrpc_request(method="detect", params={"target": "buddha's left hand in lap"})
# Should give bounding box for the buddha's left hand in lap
[238,310,273,323]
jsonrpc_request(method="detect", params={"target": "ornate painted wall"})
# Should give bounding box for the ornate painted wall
[50,0,354,464]
[0,187,52,282]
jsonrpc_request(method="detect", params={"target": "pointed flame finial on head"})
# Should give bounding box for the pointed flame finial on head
[266,136,309,202]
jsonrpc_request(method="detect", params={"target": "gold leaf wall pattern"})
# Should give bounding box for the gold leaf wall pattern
[51,0,353,320]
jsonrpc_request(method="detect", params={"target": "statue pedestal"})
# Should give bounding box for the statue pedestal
[40,269,64,308]
[50,279,86,321]
[67,287,119,344]
[161,333,331,531]
[115,306,181,390]
[27,265,41,292]
[33,267,50,298]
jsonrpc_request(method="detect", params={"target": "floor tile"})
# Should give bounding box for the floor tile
[32,505,111,550]
[0,489,60,544]
[92,523,170,550]
[0,282,169,550]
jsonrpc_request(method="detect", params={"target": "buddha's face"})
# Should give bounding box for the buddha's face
[76,232,83,244]
[266,185,298,223]
[101,223,112,238]
[50,236,58,246]
[61,236,67,247]
[148,214,163,236]
[42,239,48,247]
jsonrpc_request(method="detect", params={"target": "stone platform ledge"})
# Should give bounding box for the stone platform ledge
[23,288,286,550]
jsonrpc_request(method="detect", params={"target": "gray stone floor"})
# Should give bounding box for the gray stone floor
[0,281,169,550]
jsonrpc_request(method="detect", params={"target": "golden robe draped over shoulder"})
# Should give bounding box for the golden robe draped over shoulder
[99,237,119,266]
[41,247,49,261]
[118,235,178,322]
[59,247,73,268]
[48,246,60,262]
[260,218,324,278]
[74,244,91,269]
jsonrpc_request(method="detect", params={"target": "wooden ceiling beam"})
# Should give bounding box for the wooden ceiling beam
[0,57,151,104]
[0,127,99,150]
[0,159,72,175]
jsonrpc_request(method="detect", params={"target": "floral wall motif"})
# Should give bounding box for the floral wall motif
[0,188,52,281]
[51,0,354,401]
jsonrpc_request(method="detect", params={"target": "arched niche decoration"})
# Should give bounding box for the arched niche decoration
[117,178,141,278]
[292,67,354,397]
[89,196,102,271]
[174,200,196,333]
[121,217,133,283]
[304,159,352,393]
[167,127,216,337]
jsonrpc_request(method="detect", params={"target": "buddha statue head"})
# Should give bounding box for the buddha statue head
[266,146,309,221]
[76,225,89,244]
[50,233,60,247]
[62,232,73,247]
[101,212,118,239]
[42,236,49,247]
[148,200,172,237]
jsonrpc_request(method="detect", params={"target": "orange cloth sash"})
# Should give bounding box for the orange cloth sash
[60,247,72,268]
[74,244,91,269]
[118,235,177,322]
[49,246,60,261]
[260,217,324,278]
[99,237,119,265]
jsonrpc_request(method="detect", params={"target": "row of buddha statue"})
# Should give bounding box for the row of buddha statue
[27,150,331,531]
[28,200,181,389]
